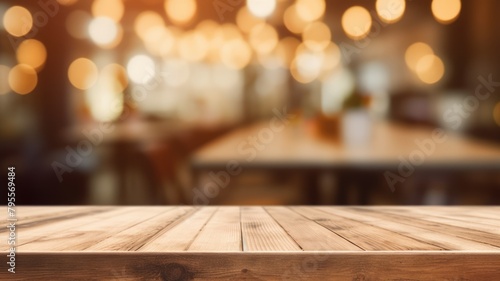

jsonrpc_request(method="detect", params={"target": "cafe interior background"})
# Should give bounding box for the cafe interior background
[1,0,500,206]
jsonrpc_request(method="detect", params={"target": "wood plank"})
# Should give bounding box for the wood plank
[265,206,361,251]
[379,207,500,233]
[11,206,87,218]
[393,207,500,225]
[292,207,442,251]
[4,252,500,280]
[393,207,500,234]
[0,206,115,234]
[18,207,165,251]
[329,207,500,251]
[188,207,242,251]
[241,206,301,251]
[10,207,134,252]
[7,206,500,255]
[373,208,500,247]
[140,207,218,251]
[85,207,195,251]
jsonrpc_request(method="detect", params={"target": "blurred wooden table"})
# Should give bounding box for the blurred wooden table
[192,121,500,169]
[190,121,500,204]
[3,206,500,280]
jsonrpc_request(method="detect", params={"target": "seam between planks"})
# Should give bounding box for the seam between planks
[317,208,446,250]
[136,207,200,251]
[404,211,500,230]
[239,207,244,251]
[184,207,219,251]
[17,207,142,247]
[370,208,500,249]
[263,207,303,251]
[288,207,365,251]
[82,207,183,251]
[0,207,116,233]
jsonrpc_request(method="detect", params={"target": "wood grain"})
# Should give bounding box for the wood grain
[4,253,500,280]
[241,206,301,251]
[188,206,242,251]
[4,206,500,280]
[292,206,442,250]
[140,207,217,251]
[265,206,361,251]
[335,207,500,251]
[86,207,195,251]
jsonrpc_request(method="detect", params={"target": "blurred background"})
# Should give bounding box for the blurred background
[1,0,500,206]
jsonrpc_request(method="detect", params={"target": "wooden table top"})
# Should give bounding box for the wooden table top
[3,206,500,280]
[192,121,500,169]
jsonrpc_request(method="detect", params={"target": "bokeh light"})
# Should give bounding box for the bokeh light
[207,24,243,63]
[415,54,445,84]
[493,102,500,127]
[3,6,32,37]
[68,58,99,90]
[302,21,331,52]
[247,0,276,18]
[165,0,197,25]
[295,0,325,22]
[283,5,308,34]
[91,0,124,23]
[134,11,165,41]
[249,23,278,55]
[143,26,176,57]
[8,64,38,95]
[432,0,461,24]
[322,42,342,73]
[291,44,324,83]
[197,21,219,61]
[16,39,47,71]
[405,42,434,72]
[236,7,264,34]
[342,6,372,40]
[197,20,218,38]
[88,17,119,47]
[87,90,124,122]
[127,54,156,85]
[101,63,128,93]
[86,64,125,122]
[220,23,243,41]
[0,65,11,95]
[376,0,406,24]
[221,38,252,70]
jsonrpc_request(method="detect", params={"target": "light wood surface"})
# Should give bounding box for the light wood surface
[2,206,500,280]
[192,121,500,168]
